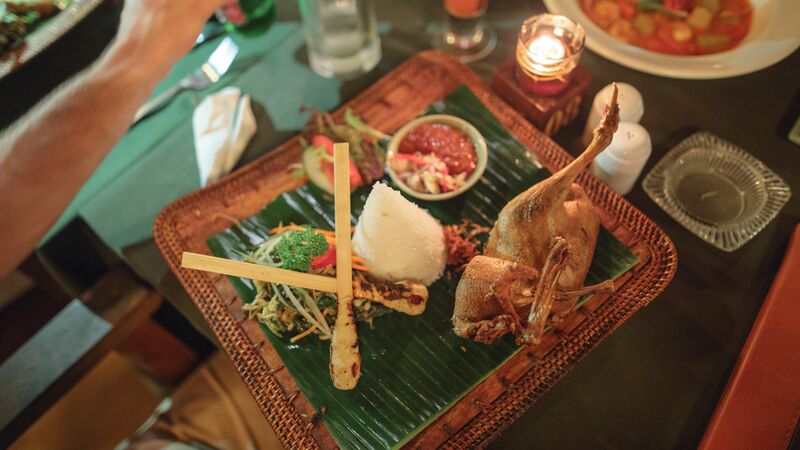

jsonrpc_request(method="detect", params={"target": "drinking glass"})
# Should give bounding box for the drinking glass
[433,0,496,63]
[298,0,381,80]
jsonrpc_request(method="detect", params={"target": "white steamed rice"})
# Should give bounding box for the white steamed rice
[352,182,446,286]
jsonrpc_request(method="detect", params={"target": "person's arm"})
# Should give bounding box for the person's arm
[0,0,229,277]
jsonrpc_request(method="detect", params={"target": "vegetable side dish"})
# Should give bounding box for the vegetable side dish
[581,0,753,55]
[301,109,389,194]
[241,223,429,343]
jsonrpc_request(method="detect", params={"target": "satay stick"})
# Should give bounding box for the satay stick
[181,252,338,293]
[329,142,361,390]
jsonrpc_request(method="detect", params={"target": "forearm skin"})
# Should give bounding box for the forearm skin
[0,41,166,277]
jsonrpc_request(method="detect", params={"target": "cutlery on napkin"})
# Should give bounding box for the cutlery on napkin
[193,87,256,186]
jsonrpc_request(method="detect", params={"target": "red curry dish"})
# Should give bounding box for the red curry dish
[581,0,753,55]
[390,123,478,195]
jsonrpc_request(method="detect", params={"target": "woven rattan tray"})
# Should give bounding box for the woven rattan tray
[154,51,677,449]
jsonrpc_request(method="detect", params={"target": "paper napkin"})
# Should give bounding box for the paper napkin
[193,87,257,186]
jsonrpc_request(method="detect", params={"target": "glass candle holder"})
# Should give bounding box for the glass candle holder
[514,14,585,97]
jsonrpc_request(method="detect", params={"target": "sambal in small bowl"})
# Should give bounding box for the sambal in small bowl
[386,114,487,201]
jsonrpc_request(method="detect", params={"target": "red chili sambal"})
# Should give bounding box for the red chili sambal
[398,123,477,175]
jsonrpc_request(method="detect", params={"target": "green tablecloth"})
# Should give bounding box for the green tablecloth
[43,22,347,252]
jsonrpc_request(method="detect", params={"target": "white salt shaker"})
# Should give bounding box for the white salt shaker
[591,122,652,196]
[583,82,644,147]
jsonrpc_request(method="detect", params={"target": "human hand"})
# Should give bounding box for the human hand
[106,0,234,78]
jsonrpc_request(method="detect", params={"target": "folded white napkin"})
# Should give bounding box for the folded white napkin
[193,87,257,186]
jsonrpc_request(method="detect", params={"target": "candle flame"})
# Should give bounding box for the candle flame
[527,35,567,63]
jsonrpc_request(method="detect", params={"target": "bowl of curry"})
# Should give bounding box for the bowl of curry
[544,0,800,79]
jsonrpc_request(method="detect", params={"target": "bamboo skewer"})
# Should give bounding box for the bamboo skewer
[329,142,362,390]
[333,148,354,301]
[181,252,338,293]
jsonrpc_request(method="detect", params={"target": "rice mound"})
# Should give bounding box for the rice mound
[352,182,446,286]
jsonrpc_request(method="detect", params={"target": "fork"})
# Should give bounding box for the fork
[133,37,239,124]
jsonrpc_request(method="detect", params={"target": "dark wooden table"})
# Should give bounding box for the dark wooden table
[4,0,800,448]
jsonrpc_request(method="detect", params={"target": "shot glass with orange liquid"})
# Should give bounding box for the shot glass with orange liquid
[433,0,496,62]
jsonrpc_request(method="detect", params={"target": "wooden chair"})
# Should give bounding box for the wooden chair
[0,264,198,448]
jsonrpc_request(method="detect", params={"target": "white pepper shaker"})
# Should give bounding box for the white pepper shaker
[591,122,652,196]
[583,82,644,147]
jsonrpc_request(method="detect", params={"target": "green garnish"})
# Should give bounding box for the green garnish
[344,108,392,141]
[273,228,329,272]
[638,0,689,17]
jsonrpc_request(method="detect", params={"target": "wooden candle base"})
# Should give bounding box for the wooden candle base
[491,59,591,136]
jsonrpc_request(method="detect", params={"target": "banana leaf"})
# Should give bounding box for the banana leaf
[207,86,639,449]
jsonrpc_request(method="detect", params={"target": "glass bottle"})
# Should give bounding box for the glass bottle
[217,0,277,36]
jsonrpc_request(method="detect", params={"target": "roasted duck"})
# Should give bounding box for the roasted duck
[453,85,620,345]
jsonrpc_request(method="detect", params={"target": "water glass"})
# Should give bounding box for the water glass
[298,0,381,80]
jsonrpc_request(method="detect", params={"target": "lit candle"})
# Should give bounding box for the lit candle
[515,14,585,96]
[527,35,567,67]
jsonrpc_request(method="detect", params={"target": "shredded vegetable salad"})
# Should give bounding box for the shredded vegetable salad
[239,226,389,342]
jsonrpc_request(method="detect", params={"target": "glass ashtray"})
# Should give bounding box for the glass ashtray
[642,132,791,251]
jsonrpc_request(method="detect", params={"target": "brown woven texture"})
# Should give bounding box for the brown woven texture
[153,51,677,450]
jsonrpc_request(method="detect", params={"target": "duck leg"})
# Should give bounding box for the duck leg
[519,237,569,345]
[453,252,616,345]
[453,255,537,343]
[556,280,614,300]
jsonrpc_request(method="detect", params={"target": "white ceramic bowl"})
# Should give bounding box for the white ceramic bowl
[386,115,488,201]
[543,0,800,79]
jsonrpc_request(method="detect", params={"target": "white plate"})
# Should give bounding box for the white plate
[543,0,800,79]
